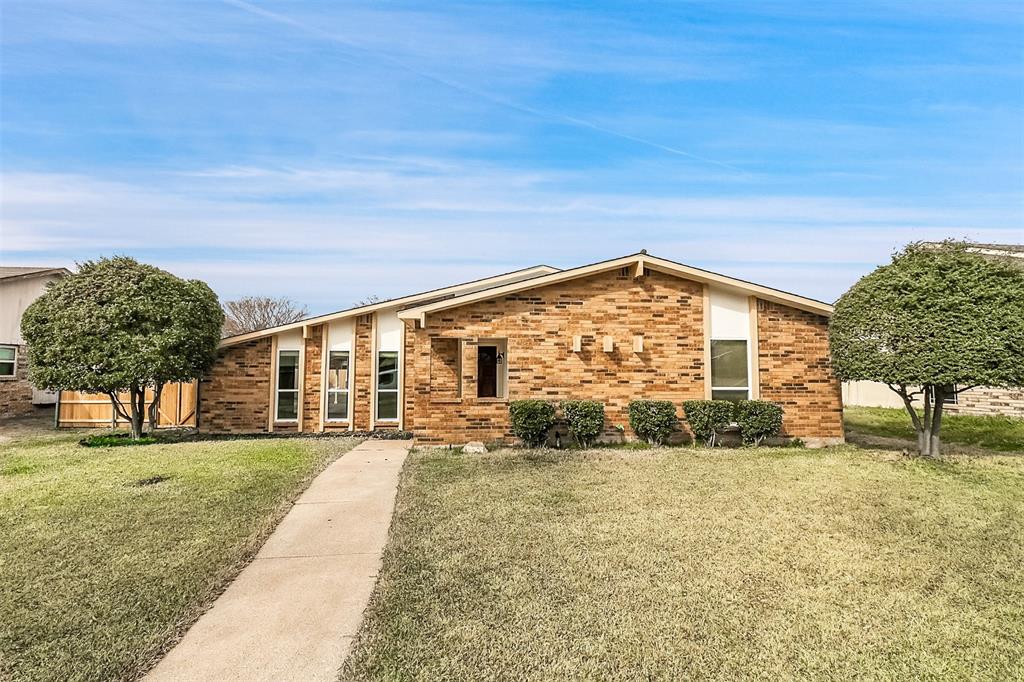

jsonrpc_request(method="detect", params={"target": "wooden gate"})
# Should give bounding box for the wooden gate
[57,382,197,428]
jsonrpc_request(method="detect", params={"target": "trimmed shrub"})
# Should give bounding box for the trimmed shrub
[561,400,605,448]
[682,400,735,447]
[628,400,678,445]
[509,400,557,447]
[734,400,784,446]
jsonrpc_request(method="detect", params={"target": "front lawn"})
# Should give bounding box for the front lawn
[0,431,359,682]
[845,405,1024,452]
[344,446,1024,680]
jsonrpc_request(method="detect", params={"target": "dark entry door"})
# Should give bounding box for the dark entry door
[477,345,498,398]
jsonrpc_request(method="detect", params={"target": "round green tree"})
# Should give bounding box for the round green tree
[22,256,224,439]
[830,240,1024,456]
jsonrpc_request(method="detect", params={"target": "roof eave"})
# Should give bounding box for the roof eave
[218,263,559,348]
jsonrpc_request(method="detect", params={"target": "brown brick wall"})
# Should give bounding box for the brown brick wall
[945,386,1024,418]
[428,337,461,400]
[406,268,706,444]
[0,345,34,418]
[198,338,271,433]
[302,326,324,432]
[353,316,373,430]
[756,301,843,440]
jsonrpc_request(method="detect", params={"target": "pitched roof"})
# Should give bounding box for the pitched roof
[398,252,834,324]
[0,266,71,282]
[219,263,558,347]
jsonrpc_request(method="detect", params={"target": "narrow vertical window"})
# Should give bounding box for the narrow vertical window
[0,345,15,378]
[376,351,399,420]
[326,351,350,420]
[710,339,749,402]
[477,345,498,398]
[276,350,300,421]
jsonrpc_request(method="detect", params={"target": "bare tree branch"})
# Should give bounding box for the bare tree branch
[222,297,309,336]
[354,294,383,307]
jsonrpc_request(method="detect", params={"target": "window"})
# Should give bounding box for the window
[326,351,350,420]
[0,346,15,378]
[710,339,749,402]
[476,340,507,399]
[376,351,399,420]
[939,384,958,405]
[477,345,498,398]
[276,350,300,421]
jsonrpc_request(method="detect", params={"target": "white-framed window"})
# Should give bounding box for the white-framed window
[276,350,300,421]
[939,384,958,405]
[326,350,350,420]
[710,339,749,402]
[376,351,399,421]
[0,345,15,378]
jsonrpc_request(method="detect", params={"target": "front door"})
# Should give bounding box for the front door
[477,345,498,398]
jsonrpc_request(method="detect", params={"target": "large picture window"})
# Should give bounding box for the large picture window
[376,351,399,421]
[0,345,15,378]
[326,351,350,420]
[276,350,300,421]
[710,339,749,402]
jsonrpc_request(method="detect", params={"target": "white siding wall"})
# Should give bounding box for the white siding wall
[708,287,750,340]
[327,319,354,351]
[376,311,402,352]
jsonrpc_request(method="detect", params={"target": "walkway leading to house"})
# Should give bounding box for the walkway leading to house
[146,439,412,682]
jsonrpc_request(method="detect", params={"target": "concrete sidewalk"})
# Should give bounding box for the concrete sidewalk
[146,439,411,682]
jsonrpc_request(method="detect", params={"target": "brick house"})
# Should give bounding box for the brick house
[0,266,71,418]
[203,252,844,446]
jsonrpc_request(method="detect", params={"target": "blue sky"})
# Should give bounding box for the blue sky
[2,0,1022,311]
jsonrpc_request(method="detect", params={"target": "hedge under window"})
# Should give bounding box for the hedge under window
[710,339,749,402]
[276,350,300,421]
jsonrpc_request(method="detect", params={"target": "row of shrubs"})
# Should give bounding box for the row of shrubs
[508,399,784,448]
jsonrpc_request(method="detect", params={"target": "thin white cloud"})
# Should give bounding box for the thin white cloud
[3,168,1020,309]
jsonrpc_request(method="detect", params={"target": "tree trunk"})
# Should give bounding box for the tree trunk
[890,383,929,456]
[920,386,933,456]
[107,392,132,430]
[929,386,945,458]
[128,383,145,440]
[147,382,163,433]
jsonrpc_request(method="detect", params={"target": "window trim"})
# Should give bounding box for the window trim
[275,349,300,423]
[325,350,352,422]
[375,350,400,422]
[709,337,751,401]
[0,344,16,379]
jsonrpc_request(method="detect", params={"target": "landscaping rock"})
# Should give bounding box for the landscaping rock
[463,441,487,454]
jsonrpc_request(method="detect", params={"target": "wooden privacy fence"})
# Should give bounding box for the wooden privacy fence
[57,382,197,428]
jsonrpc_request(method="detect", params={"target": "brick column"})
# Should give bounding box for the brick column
[302,325,324,432]
[353,315,374,430]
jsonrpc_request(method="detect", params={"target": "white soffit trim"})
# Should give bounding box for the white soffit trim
[397,253,834,321]
[219,264,558,347]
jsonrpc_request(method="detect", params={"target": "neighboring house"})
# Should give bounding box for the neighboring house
[203,252,843,446]
[842,242,1024,418]
[0,266,71,418]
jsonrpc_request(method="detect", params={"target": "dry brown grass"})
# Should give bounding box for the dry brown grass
[344,445,1024,681]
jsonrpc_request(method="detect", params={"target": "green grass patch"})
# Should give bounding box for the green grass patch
[343,446,1024,680]
[0,431,359,682]
[845,406,1024,452]
[80,433,160,447]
